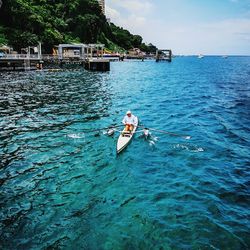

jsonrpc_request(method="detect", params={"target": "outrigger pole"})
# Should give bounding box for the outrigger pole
[82,124,124,133]
[138,126,191,140]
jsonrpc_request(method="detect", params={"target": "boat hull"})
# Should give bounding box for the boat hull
[117,117,138,154]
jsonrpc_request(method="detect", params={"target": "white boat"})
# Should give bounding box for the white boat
[117,116,139,154]
[198,54,204,59]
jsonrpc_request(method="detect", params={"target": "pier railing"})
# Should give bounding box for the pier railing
[1,54,41,59]
[42,54,86,60]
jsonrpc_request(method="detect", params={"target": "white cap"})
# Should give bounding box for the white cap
[126,110,132,114]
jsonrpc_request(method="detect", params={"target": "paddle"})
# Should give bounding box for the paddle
[138,125,191,140]
[82,124,124,133]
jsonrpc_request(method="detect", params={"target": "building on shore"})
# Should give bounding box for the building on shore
[98,0,105,15]
[128,48,145,57]
[53,43,105,60]
[0,45,12,56]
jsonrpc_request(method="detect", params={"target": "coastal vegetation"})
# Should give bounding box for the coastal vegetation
[0,0,157,53]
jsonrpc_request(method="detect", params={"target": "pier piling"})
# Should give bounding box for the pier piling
[156,49,172,62]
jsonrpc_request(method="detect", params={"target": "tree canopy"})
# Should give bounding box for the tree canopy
[0,0,157,53]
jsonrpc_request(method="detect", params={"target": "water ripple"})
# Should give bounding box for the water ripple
[1,58,250,249]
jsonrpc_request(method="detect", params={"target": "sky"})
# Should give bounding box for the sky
[105,0,250,55]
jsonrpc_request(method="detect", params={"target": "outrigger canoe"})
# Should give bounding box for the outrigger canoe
[117,116,139,154]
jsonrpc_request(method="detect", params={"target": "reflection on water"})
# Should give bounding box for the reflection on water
[0,57,250,249]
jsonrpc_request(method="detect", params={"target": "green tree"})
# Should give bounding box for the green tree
[0,0,157,53]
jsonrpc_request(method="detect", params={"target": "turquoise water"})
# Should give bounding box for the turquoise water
[0,57,250,249]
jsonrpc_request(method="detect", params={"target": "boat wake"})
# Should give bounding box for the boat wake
[174,143,204,152]
[148,135,159,147]
[139,132,159,147]
[67,133,85,139]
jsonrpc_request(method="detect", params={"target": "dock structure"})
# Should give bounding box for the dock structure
[156,49,172,62]
[0,42,110,71]
[0,43,43,71]
[84,44,110,71]
[86,44,104,59]
[48,43,110,71]
[58,43,87,60]
[84,58,110,71]
[42,43,87,66]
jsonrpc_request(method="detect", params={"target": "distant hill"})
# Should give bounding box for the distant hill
[0,0,157,53]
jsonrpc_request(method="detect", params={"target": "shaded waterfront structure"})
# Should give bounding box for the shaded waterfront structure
[54,43,105,61]
[86,44,104,58]
[85,44,110,71]
[57,44,87,60]
[52,43,110,71]
[0,42,110,71]
[0,43,43,70]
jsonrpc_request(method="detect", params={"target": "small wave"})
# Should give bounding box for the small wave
[151,135,159,142]
[143,133,158,141]
[174,143,204,152]
[143,133,158,147]
[67,133,85,139]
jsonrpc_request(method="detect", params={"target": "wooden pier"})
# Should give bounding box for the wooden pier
[156,49,172,62]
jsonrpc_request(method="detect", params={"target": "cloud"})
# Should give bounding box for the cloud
[106,5,121,20]
[106,0,153,34]
[107,13,147,32]
[152,18,250,54]
[115,0,153,14]
[105,0,250,54]
[125,17,250,54]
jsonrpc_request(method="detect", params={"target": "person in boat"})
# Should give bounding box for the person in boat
[122,111,137,132]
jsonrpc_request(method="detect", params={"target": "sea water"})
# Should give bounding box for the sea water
[0,57,249,249]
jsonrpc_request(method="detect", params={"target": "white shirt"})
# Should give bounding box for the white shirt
[122,114,137,125]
